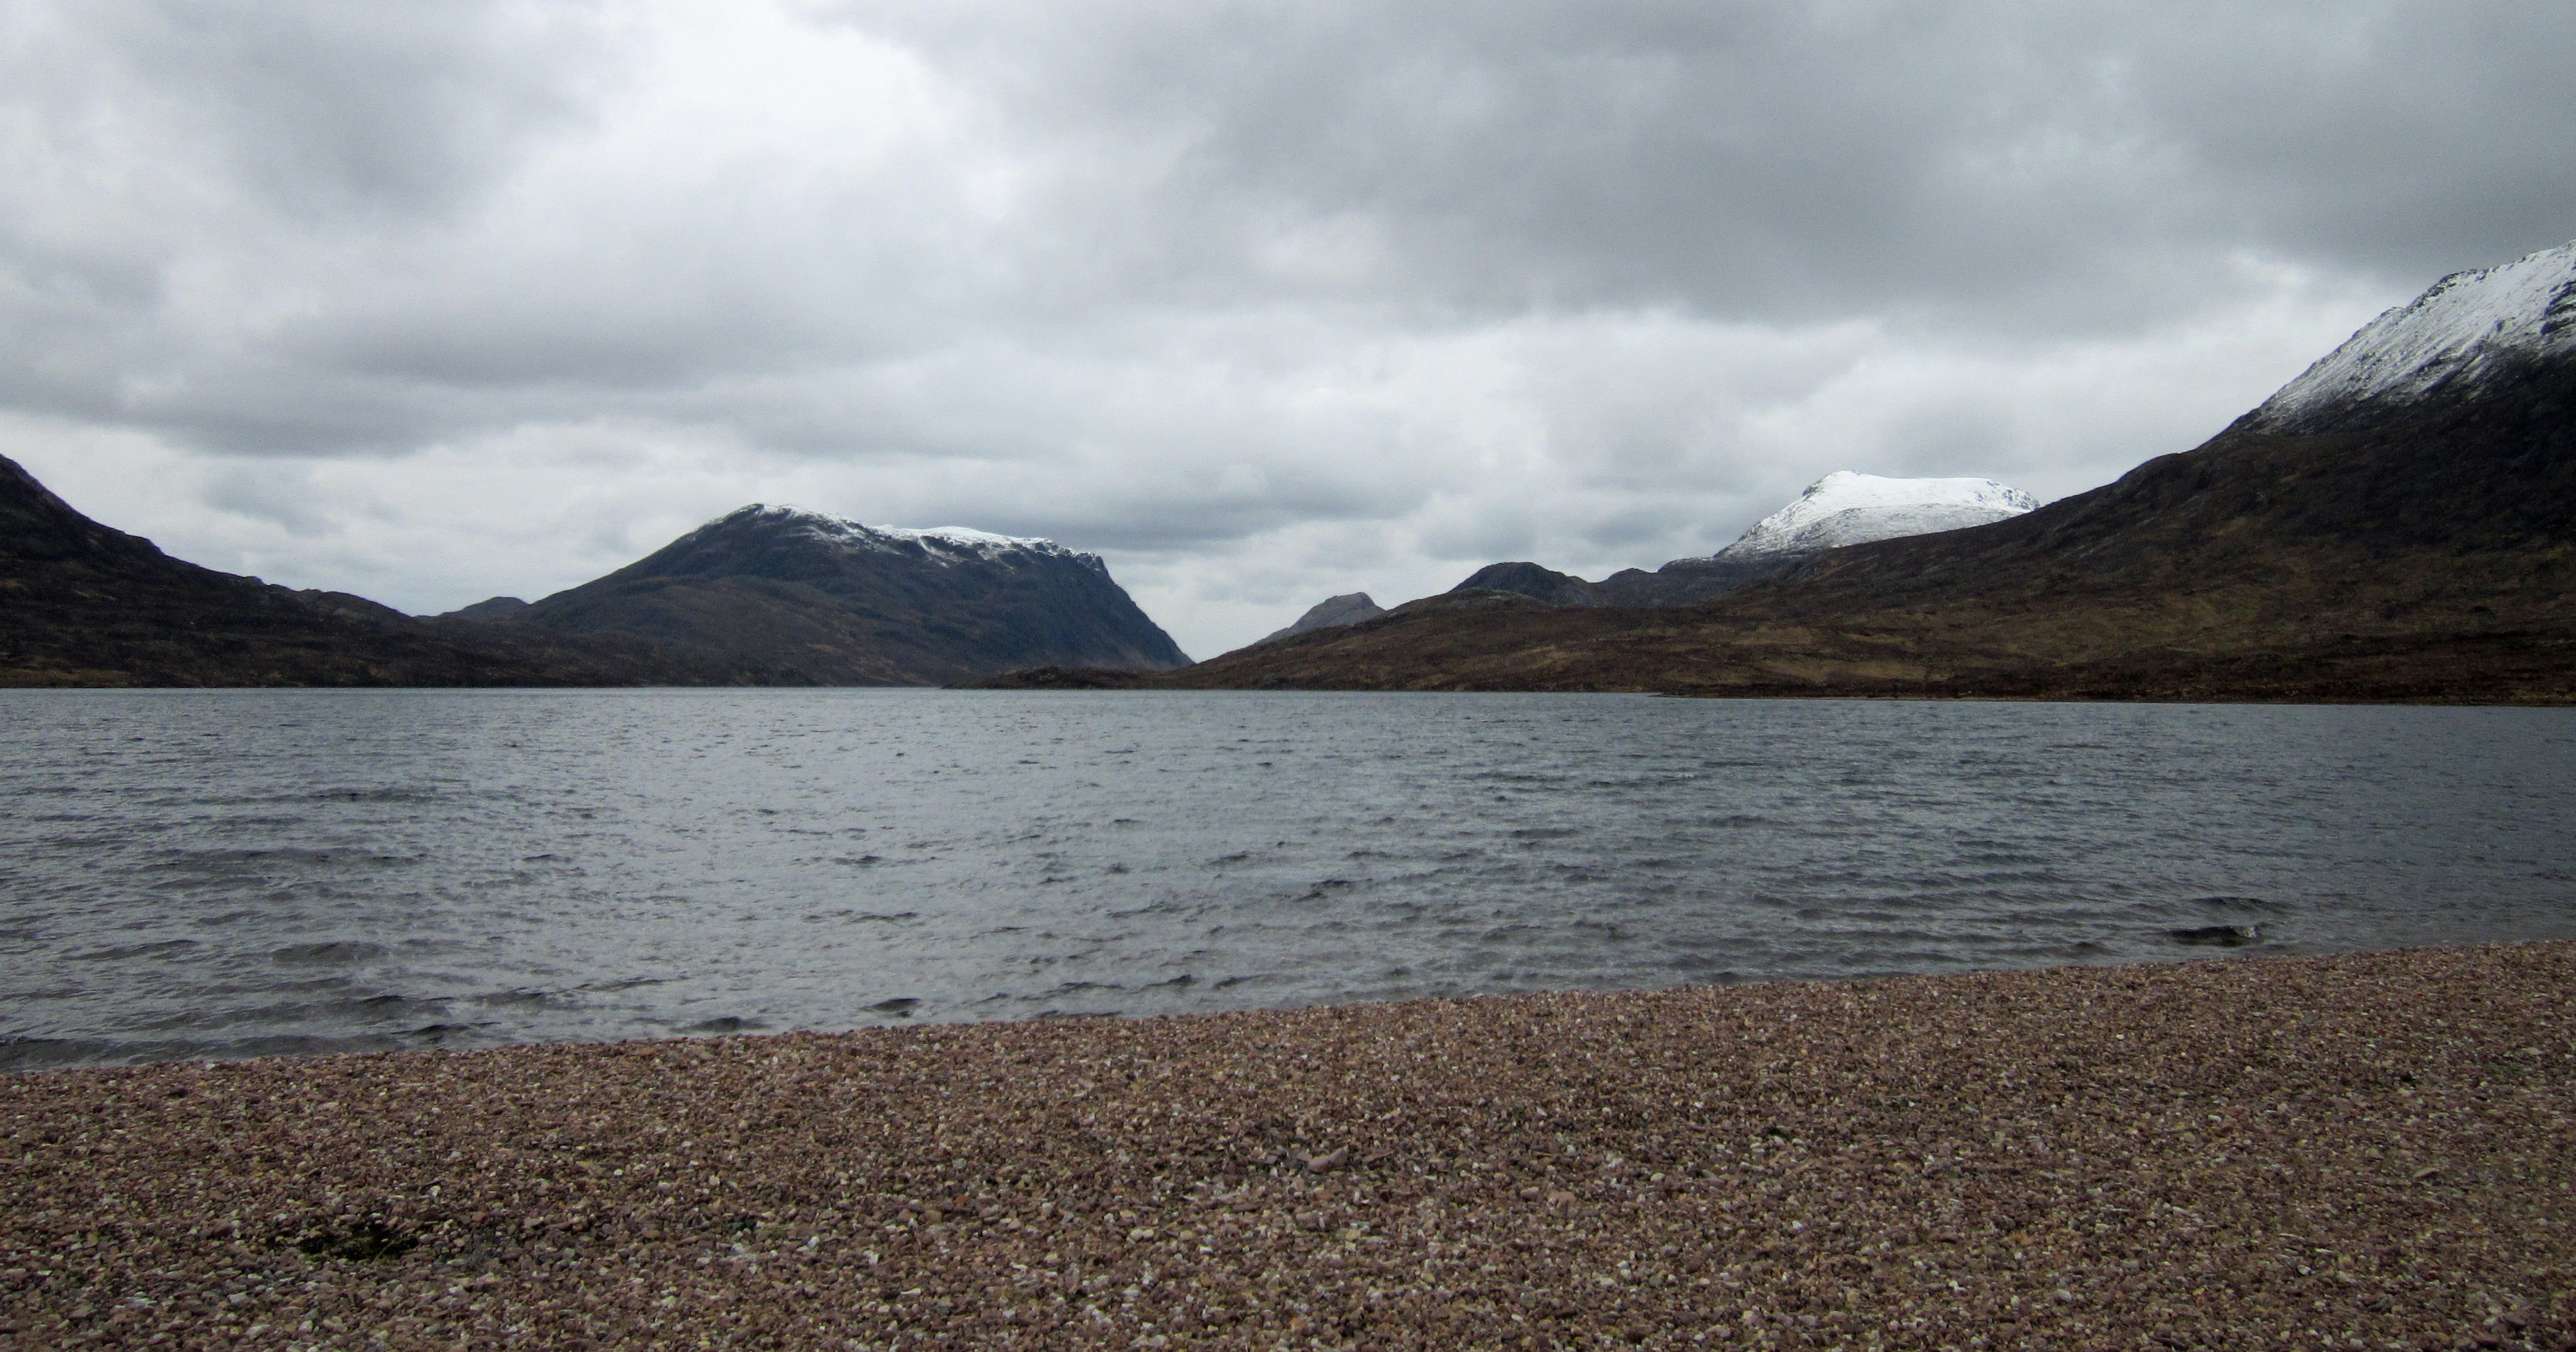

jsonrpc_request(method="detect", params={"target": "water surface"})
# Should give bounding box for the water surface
[3,690,2570,1069]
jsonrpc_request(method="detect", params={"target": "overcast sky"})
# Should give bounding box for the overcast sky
[6,1,2571,657]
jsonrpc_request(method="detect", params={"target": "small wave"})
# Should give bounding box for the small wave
[578,976,673,993]
[404,1022,494,1043]
[151,847,341,870]
[71,939,200,961]
[687,1016,768,1034]
[2169,924,2265,948]
[301,787,444,803]
[470,989,575,1009]
[2184,895,2288,915]
[2,1030,413,1072]
[270,941,389,966]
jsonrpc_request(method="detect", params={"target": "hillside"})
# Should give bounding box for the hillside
[1151,245,2576,702]
[0,456,748,688]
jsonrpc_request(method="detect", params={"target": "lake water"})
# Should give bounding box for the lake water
[3,690,2571,1070]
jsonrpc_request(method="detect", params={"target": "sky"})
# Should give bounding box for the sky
[5,1,2572,659]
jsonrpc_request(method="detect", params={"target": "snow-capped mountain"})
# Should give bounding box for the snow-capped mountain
[2251,239,2576,432]
[750,505,1092,568]
[1713,471,2040,560]
[517,502,1188,683]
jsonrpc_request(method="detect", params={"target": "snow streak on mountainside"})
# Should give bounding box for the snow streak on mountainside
[746,505,1089,568]
[1713,472,2040,560]
[2253,239,2576,431]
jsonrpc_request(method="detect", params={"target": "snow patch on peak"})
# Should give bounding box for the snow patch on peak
[2253,240,2576,429]
[1714,471,2039,560]
[726,504,1079,564]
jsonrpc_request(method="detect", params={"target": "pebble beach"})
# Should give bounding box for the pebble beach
[4,943,2571,1351]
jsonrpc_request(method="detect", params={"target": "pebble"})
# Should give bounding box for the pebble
[2,942,2571,1349]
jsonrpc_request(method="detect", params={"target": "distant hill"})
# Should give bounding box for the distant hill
[513,505,1189,686]
[1149,241,2576,703]
[0,455,747,688]
[1251,473,2041,635]
[1250,592,1386,646]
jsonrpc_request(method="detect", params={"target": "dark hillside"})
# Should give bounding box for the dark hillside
[0,455,750,688]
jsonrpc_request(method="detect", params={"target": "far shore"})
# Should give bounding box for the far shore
[5,943,2571,1349]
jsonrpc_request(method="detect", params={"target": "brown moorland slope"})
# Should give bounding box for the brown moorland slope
[1142,355,2576,702]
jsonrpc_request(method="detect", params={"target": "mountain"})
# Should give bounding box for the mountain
[1223,476,2040,652]
[515,504,1189,685]
[442,596,531,621]
[0,455,748,688]
[1253,592,1386,645]
[2247,240,2576,433]
[1709,472,2038,560]
[1447,562,1603,606]
[1430,476,2038,611]
[1153,241,2576,702]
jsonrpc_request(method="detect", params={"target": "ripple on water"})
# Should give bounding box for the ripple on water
[1,690,2571,1069]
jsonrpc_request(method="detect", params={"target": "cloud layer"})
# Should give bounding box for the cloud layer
[6,0,2571,654]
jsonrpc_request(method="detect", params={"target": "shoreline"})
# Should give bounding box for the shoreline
[5,943,2571,1349]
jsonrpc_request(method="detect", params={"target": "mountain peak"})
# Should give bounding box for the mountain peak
[1251,592,1387,647]
[1713,471,2039,560]
[2251,239,2576,432]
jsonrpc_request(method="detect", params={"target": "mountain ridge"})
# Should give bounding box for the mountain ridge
[1122,246,2576,702]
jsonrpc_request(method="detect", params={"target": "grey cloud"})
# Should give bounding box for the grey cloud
[93,0,611,219]
[854,0,2575,328]
[1,0,2568,653]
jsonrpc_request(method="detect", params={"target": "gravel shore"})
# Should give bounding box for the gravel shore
[5,943,2571,1351]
